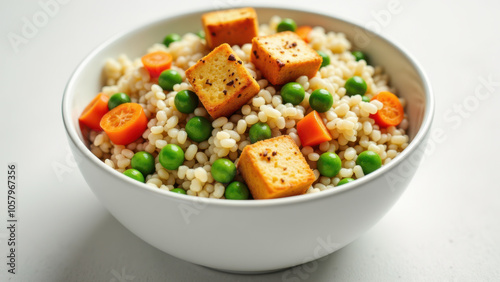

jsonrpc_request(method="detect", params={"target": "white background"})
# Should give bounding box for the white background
[1,0,499,281]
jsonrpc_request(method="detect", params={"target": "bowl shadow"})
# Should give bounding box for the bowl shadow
[59,211,356,281]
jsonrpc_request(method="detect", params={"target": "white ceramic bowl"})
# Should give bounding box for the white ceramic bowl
[62,6,433,273]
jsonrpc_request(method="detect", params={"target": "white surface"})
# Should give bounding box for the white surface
[1,0,499,281]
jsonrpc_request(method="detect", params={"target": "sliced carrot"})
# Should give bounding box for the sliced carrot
[296,110,332,147]
[141,51,173,78]
[370,91,405,127]
[100,103,148,145]
[78,93,109,131]
[296,26,313,42]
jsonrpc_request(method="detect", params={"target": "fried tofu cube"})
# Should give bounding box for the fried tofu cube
[202,7,259,49]
[238,135,316,199]
[251,31,322,85]
[185,43,260,119]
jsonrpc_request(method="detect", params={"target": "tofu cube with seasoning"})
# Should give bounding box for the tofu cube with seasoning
[185,43,260,119]
[202,7,259,49]
[251,31,322,85]
[238,135,316,199]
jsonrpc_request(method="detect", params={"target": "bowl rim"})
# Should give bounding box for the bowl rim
[62,5,434,208]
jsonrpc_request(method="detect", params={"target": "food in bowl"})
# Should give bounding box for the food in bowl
[79,7,410,200]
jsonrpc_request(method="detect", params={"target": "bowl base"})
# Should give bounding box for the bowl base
[204,265,288,275]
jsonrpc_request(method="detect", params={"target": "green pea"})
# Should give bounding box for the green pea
[158,69,182,91]
[196,30,205,39]
[163,33,181,47]
[351,51,368,63]
[211,158,236,183]
[185,116,212,142]
[108,92,131,110]
[361,95,371,103]
[337,178,355,186]
[159,144,185,170]
[317,152,342,177]
[345,76,367,96]
[171,188,187,195]
[123,169,145,183]
[317,50,330,68]
[280,82,305,105]
[277,18,297,32]
[225,181,250,200]
[309,89,333,113]
[249,122,272,144]
[356,150,382,175]
[131,151,155,176]
[174,90,199,114]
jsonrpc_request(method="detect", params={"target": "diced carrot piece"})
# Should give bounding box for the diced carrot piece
[78,93,109,131]
[296,26,313,42]
[100,103,148,145]
[296,110,332,147]
[141,51,173,78]
[370,91,405,127]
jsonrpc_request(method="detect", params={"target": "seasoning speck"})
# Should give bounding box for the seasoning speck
[253,50,259,59]
[228,54,236,61]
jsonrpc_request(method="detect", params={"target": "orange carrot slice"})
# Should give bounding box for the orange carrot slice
[100,103,148,145]
[78,93,109,131]
[296,26,313,42]
[297,110,332,147]
[141,51,173,78]
[370,91,405,127]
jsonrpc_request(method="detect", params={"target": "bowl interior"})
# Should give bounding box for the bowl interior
[63,6,432,202]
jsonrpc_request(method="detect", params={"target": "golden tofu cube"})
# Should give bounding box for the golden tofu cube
[202,7,259,49]
[185,43,260,119]
[251,31,322,85]
[238,135,316,199]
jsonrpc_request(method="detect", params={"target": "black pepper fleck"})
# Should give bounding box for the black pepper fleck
[223,90,227,95]
[272,151,277,156]
[211,32,216,36]
[263,151,268,157]
[277,59,285,68]
[280,178,285,183]
[226,80,234,86]
[228,54,236,61]
[253,50,259,59]
[205,79,212,86]
[237,60,242,64]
